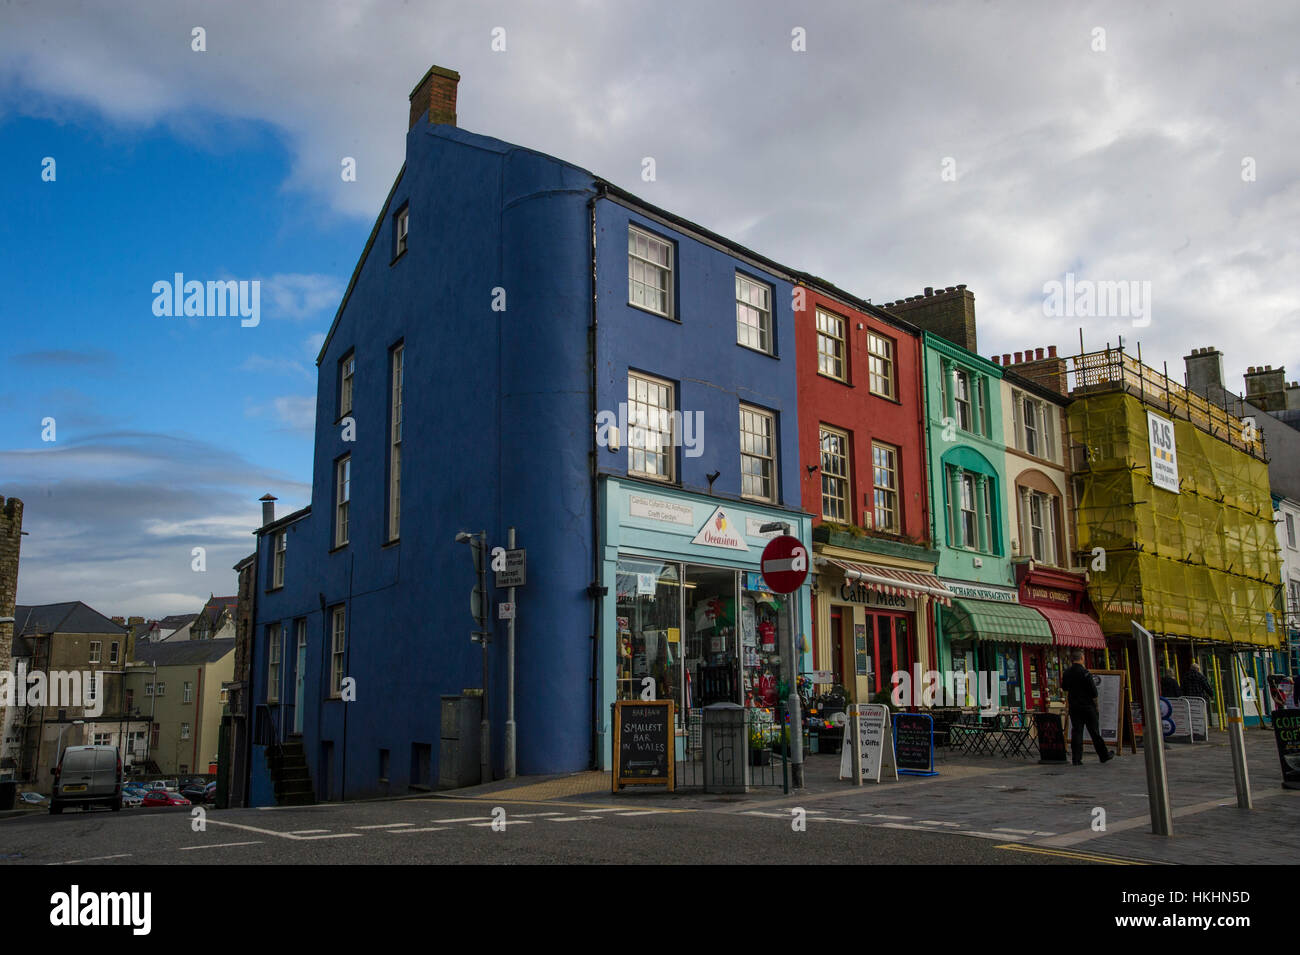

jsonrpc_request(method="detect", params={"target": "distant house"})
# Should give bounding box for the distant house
[128,639,236,777]
[4,601,149,785]
[157,613,199,643]
[190,595,237,641]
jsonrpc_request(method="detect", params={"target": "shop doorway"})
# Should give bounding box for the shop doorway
[867,612,912,695]
[830,607,845,689]
[684,565,739,706]
[1024,646,1046,711]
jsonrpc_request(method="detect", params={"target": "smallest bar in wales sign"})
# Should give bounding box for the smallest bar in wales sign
[612,700,675,792]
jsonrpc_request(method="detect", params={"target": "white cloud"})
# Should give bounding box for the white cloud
[261,273,345,321]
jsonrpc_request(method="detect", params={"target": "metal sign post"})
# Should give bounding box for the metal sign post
[1132,621,1173,836]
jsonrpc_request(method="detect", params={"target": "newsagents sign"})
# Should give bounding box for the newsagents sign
[1147,411,1180,494]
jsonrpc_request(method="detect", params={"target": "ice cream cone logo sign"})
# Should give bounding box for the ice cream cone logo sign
[760,535,809,594]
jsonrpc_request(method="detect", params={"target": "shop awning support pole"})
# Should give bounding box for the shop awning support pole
[1133,621,1173,836]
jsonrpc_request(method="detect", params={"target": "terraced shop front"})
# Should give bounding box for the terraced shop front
[938,581,1053,712]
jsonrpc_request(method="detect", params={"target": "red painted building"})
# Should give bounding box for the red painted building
[793,283,948,703]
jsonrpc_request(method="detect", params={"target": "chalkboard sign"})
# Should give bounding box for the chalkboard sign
[1272,707,1300,790]
[1034,712,1068,763]
[612,700,675,791]
[853,624,868,677]
[893,713,937,776]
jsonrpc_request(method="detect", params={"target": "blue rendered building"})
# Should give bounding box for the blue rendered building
[245,64,811,804]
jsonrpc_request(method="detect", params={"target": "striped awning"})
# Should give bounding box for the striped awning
[823,559,955,607]
[942,597,1054,645]
[1033,604,1107,650]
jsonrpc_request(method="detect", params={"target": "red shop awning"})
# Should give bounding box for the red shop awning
[824,559,954,607]
[1033,604,1106,649]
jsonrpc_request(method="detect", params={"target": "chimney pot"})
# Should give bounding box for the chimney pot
[1048,345,1057,358]
[925,287,934,297]
[260,493,277,527]
[1035,347,1044,360]
[1003,353,1012,365]
[1014,352,1024,363]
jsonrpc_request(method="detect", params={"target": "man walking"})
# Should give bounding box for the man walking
[1182,661,1213,704]
[1061,649,1113,765]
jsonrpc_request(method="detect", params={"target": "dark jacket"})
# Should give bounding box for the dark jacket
[1182,667,1213,701]
[1061,663,1098,711]
[1161,675,1183,697]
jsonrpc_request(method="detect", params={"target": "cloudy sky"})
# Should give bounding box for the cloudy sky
[2,0,1297,616]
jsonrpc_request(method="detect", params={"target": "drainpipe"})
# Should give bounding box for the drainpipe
[588,191,601,770]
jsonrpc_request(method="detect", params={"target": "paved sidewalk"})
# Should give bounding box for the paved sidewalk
[432,728,1296,864]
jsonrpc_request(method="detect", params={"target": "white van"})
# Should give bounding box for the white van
[50,745,123,813]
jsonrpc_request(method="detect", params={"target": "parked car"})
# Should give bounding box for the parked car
[122,783,151,798]
[141,790,191,808]
[149,779,179,792]
[49,745,122,814]
[19,791,48,806]
[205,780,217,801]
[120,791,143,808]
[178,776,207,790]
[180,786,208,804]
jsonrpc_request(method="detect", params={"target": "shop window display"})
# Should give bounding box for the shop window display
[615,559,681,709]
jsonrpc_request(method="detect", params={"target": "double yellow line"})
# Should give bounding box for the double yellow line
[995,843,1157,865]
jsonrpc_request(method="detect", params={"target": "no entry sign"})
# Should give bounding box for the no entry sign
[760,535,809,594]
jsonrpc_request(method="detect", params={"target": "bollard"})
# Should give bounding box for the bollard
[1132,622,1173,835]
[1227,707,1253,809]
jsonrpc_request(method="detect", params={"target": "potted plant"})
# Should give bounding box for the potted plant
[749,726,771,766]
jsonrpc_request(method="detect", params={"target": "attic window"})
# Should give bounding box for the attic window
[395,205,409,258]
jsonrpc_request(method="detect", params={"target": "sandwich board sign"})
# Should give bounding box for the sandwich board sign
[1187,697,1209,742]
[1166,697,1193,743]
[838,703,897,783]
[893,712,938,776]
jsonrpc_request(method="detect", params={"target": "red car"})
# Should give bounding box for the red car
[141,790,192,808]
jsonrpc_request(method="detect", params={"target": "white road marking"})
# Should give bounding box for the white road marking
[811,817,860,824]
[548,816,599,822]
[180,841,263,851]
[579,808,625,813]
[617,810,671,816]
[430,816,497,823]
[509,812,565,818]
[290,829,330,834]
[917,820,962,827]
[47,853,131,865]
[469,820,533,827]
[355,823,414,829]
[392,827,448,833]
[993,827,1039,835]
[204,818,361,841]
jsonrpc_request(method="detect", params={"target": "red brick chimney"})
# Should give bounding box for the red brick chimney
[409,64,460,130]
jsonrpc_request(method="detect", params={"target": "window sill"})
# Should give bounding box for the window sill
[816,371,850,386]
[627,301,678,322]
[869,389,901,405]
[383,537,400,549]
[329,543,349,554]
[266,585,283,594]
[390,249,408,266]
[629,471,675,484]
[738,342,778,360]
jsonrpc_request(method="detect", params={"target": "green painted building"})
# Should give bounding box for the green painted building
[921,331,1052,706]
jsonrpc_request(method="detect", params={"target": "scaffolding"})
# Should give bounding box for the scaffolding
[1068,348,1281,647]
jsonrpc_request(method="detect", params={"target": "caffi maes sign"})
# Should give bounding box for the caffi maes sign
[839,581,912,608]
[691,505,749,551]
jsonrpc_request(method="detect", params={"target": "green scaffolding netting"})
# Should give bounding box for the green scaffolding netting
[1069,391,1281,646]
